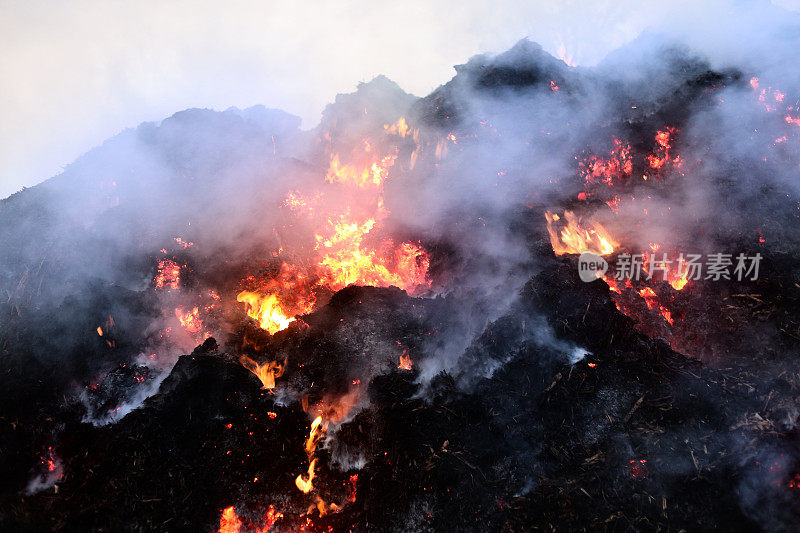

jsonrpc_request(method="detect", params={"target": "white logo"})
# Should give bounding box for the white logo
[578,252,608,282]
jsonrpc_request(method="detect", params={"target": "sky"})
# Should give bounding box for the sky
[2,0,800,198]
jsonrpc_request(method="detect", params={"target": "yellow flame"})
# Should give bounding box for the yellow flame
[237,292,295,334]
[295,458,317,493]
[398,350,413,370]
[384,117,410,137]
[238,355,286,390]
[545,210,618,256]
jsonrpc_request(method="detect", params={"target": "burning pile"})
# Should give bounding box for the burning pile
[5,35,800,532]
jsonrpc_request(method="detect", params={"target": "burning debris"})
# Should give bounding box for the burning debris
[4,31,800,533]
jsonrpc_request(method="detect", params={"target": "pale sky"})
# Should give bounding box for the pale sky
[2,0,799,198]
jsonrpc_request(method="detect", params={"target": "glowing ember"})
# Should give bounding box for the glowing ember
[154,259,181,290]
[627,459,648,479]
[645,127,681,174]
[637,287,674,325]
[173,237,193,248]
[579,137,632,188]
[545,210,618,256]
[255,505,283,532]
[175,306,203,334]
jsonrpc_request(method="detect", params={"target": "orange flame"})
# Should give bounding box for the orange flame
[237,292,297,334]
[175,306,203,334]
[240,121,430,348]
[295,415,326,493]
[398,350,413,370]
[637,287,674,325]
[668,273,689,291]
[325,153,397,188]
[237,262,316,335]
[218,506,282,533]
[295,458,317,493]
[239,355,286,390]
[154,259,180,290]
[255,505,283,533]
[384,117,411,137]
[545,210,618,256]
[218,506,242,533]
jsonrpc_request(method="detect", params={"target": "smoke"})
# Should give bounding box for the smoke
[6,1,800,524]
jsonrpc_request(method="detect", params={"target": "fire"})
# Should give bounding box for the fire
[154,259,180,290]
[668,273,689,291]
[579,137,632,188]
[317,237,429,293]
[545,210,618,256]
[627,459,648,479]
[637,287,674,325]
[175,306,203,334]
[255,505,283,532]
[295,459,317,494]
[645,127,681,174]
[218,506,282,533]
[239,355,286,390]
[556,43,576,67]
[325,153,397,188]
[237,262,316,335]
[237,292,296,334]
[239,120,430,338]
[384,117,410,137]
[398,350,413,370]
[218,507,242,533]
[173,237,193,249]
[296,415,326,494]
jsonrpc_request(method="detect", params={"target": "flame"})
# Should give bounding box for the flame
[218,507,242,533]
[305,415,325,455]
[237,292,296,334]
[637,287,674,325]
[255,505,283,533]
[398,350,413,370]
[295,458,317,493]
[237,262,316,335]
[557,44,576,67]
[240,121,430,337]
[668,273,689,291]
[579,138,632,189]
[175,306,203,334]
[239,355,286,390]
[545,210,618,256]
[295,415,326,493]
[154,259,180,290]
[317,236,429,293]
[218,506,282,533]
[325,153,397,188]
[384,117,410,137]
